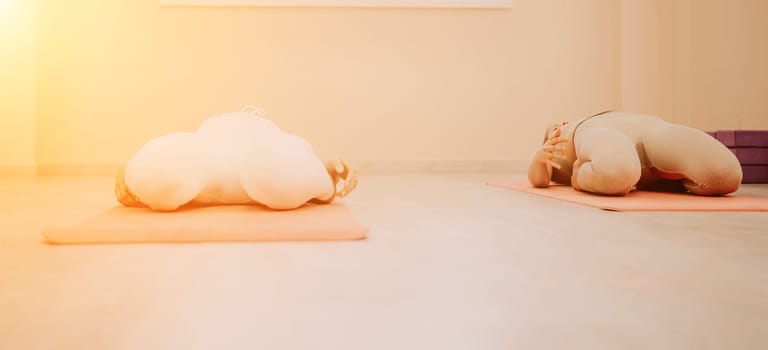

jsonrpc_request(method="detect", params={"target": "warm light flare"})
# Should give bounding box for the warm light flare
[0,0,17,18]
[0,0,29,36]
[0,0,37,168]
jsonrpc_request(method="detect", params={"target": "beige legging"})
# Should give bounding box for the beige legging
[571,112,742,196]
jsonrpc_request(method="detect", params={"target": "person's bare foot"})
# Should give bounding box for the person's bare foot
[312,159,358,204]
[114,165,144,207]
[329,159,357,198]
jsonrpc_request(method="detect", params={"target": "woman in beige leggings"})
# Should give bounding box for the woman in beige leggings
[528,111,743,196]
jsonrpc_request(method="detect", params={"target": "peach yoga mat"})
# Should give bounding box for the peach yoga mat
[488,181,768,211]
[42,203,368,244]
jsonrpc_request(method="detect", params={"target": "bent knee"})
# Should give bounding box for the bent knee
[576,162,641,195]
[684,165,743,195]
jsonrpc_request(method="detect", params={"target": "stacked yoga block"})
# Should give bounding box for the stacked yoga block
[706,130,768,183]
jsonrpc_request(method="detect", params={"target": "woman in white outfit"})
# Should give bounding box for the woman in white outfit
[114,106,357,211]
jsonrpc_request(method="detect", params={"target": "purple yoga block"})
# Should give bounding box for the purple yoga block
[715,130,768,147]
[742,165,768,183]
[729,147,768,165]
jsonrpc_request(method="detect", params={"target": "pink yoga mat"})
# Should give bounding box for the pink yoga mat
[488,181,768,211]
[42,203,368,244]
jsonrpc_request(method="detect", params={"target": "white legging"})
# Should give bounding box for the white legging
[120,107,334,211]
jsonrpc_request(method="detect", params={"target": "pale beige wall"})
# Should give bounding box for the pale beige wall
[0,0,37,171]
[620,0,672,118]
[7,0,767,173]
[688,0,768,130]
[620,0,768,130]
[35,0,619,167]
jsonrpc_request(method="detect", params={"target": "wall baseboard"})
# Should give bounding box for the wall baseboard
[0,160,529,177]
[0,165,37,177]
[36,164,122,177]
[352,160,529,175]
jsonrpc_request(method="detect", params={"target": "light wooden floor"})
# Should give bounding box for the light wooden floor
[1,174,767,350]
